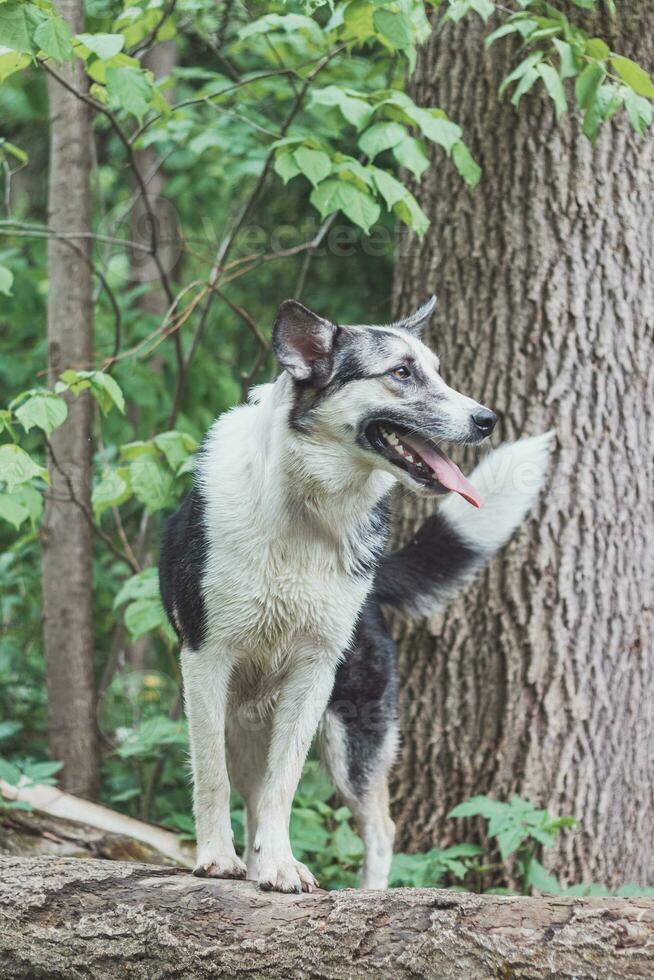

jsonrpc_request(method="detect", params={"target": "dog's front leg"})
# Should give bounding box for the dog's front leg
[182,646,246,879]
[253,650,336,893]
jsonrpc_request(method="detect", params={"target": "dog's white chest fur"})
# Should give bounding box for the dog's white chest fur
[198,380,392,670]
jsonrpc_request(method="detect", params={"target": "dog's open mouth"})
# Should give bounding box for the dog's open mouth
[366,422,484,508]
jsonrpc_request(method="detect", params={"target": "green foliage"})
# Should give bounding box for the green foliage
[0,755,62,811]
[389,843,482,888]
[113,568,174,641]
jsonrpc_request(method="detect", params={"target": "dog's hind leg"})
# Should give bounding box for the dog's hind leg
[182,645,247,879]
[320,708,398,889]
[320,596,399,888]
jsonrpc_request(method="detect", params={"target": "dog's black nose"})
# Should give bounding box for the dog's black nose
[471,407,497,435]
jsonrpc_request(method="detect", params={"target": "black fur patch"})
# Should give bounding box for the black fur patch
[289,326,406,432]
[329,597,398,793]
[159,486,209,652]
[374,510,477,610]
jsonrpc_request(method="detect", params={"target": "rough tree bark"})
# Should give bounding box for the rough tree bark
[0,858,652,979]
[42,0,98,797]
[391,6,654,887]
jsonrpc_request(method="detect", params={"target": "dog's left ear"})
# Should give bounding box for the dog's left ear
[273,299,338,386]
[394,295,437,339]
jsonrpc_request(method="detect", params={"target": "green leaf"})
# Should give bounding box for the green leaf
[0,1,40,55]
[8,483,42,527]
[537,63,567,120]
[290,808,330,854]
[293,147,332,187]
[370,167,406,209]
[0,444,48,491]
[373,9,412,49]
[343,0,375,41]
[114,568,159,610]
[392,137,429,178]
[119,440,158,461]
[0,492,30,530]
[392,192,430,237]
[88,372,125,415]
[116,716,188,758]
[611,55,654,99]
[106,66,153,121]
[552,39,577,81]
[0,263,13,297]
[33,15,73,61]
[485,22,524,48]
[332,820,364,860]
[575,62,605,110]
[153,430,198,472]
[0,48,30,84]
[452,141,481,187]
[310,86,373,130]
[585,37,609,61]
[625,90,653,135]
[23,759,63,786]
[0,758,22,785]
[56,369,125,415]
[527,858,563,894]
[14,392,67,436]
[274,151,301,185]
[405,108,462,152]
[570,0,595,7]
[124,596,168,638]
[75,32,125,60]
[499,51,544,96]
[310,178,380,234]
[129,455,174,513]
[469,0,495,21]
[92,468,131,519]
[449,795,509,820]
[511,67,539,107]
[297,760,334,803]
[331,156,373,189]
[497,826,527,859]
[358,121,406,159]
[239,13,324,43]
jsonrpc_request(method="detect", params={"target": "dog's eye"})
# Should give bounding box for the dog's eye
[390,365,411,381]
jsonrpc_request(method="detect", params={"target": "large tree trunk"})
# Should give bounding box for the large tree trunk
[42,0,98,797]
[391,6,654,888]
[0,858,652,979]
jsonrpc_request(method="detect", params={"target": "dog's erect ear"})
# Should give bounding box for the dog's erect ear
[273,299,338,385]
[394,295,437,338]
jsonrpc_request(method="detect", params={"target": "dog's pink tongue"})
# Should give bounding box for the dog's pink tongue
[402,435,484,508]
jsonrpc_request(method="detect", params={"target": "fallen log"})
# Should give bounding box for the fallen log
[0,857,652,979]
[0,805,189,867]
[0,780,193,867]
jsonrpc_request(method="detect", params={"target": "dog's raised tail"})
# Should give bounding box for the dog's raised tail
[374,432,555,618]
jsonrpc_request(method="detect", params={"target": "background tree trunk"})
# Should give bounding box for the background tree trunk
[0,858,652,979]
[42,0,98,797]
[391,6,654,887]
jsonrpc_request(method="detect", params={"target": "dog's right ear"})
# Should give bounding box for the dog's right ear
[273,300,338,386]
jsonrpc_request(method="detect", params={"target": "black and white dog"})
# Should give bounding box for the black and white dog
[160,297,552,893]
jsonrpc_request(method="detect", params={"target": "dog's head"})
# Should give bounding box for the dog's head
[273,297,496,507]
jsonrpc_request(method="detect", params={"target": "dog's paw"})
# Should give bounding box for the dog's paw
[193,853,247,880]
[257,858,318,894]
